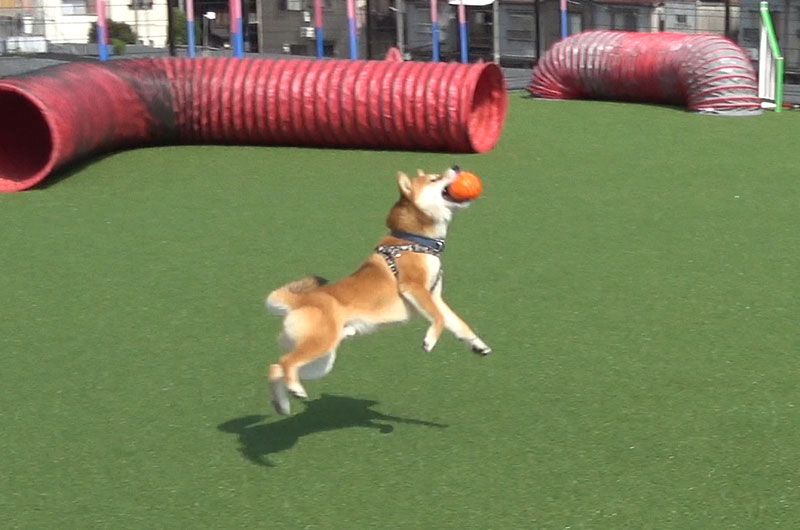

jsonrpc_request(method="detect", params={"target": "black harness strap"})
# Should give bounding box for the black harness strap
[375,241,444,292]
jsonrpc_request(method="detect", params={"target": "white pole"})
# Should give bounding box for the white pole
[396,0,405,55]
[493,0,500,63]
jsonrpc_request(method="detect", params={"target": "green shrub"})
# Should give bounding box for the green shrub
[171,9,200,46]
[88,20,138,45]
[110,38,127,56]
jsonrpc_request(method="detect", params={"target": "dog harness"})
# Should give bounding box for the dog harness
[376,231,445,292]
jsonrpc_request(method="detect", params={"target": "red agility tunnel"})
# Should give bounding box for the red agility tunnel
[528,31,761,114]
[0,57,507,192]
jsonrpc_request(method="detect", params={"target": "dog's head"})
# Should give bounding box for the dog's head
[387,167,472,237]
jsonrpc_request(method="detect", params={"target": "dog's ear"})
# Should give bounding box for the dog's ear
[416,169,425,177]
[396,171,412,197]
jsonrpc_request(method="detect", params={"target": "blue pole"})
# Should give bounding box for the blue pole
[432,21,440,62]
[314,0,324,58]
[236,17,244,57]
[346,0,357,59]
[186,0,196,58]
[458,2,468,63]
[187,20,196,58]
[97,0,108,61]
[459,22,468,63]
[431,22,439,63]
[316,27,324,58]
[348,18,358,59]
[98,26,108,61]
[560,0,568,39]
[430,0,439,62]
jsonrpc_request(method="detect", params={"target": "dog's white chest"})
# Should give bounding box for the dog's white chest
[422,254,443,292]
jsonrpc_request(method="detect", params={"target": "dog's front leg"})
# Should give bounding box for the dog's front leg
[433,295,492,356]
[400,285,446,352]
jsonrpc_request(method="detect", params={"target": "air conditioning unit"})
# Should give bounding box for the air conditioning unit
[299,26,316,39]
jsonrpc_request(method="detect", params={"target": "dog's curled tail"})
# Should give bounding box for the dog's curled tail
[265,275,329,315]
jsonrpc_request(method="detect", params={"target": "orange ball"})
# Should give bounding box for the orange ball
[448,171,483,201]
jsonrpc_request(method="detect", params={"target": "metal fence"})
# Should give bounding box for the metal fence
[1,0,798,77]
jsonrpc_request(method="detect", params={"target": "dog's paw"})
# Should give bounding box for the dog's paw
[271,398,291,416]
[269,377,291,416]
[472,345,492,356]
[423,328,440,352]
[423,337,438,353]
[470,338,492,356]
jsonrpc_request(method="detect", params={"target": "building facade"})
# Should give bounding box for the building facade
[1,0,168,53]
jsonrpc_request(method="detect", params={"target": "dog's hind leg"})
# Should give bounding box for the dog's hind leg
[268,349,336,415]
[278,306,340,401]
[280,338,338,400]
[298,350,337,380]
[268,363,291,416]
[267,329,297,416]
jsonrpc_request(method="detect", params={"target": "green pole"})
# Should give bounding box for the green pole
[759,1,784,112]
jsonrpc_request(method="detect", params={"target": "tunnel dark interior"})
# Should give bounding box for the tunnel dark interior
[0,90,53,192]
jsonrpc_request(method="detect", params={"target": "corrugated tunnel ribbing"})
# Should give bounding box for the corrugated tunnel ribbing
[528,31,760,115]
[0,57,507,192]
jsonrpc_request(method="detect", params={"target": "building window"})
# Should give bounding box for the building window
[129,0,153,10]
[676,14,687,24]
[507,13,534,42]
[280,0,304,11]
[62,0,90,16]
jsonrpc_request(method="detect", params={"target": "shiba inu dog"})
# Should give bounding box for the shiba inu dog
[265,167,491,415]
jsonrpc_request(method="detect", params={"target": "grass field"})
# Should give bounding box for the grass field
[2,95,799,528]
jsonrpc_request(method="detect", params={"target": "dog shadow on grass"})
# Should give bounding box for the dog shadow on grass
[217,393,447,467]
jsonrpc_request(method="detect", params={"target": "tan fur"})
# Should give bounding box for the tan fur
[266,168,491,415]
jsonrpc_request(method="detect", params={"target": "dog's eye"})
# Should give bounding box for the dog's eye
[430,175,443,182]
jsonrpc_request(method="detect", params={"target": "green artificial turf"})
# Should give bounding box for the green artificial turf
[1,96,799,528]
